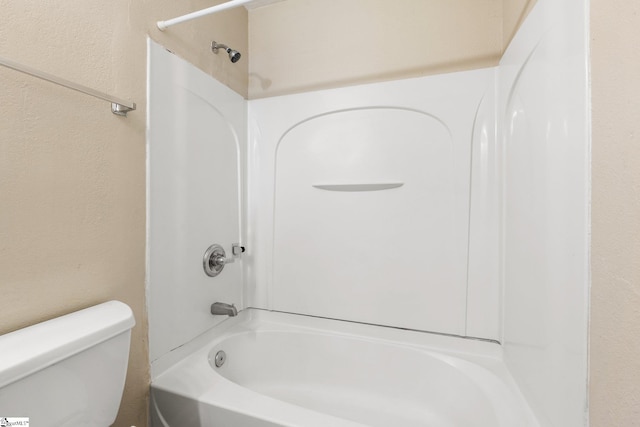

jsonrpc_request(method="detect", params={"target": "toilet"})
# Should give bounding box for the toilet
[0,301,135,426]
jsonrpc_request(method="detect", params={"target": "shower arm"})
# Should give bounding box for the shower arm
[212,42,230,53]
[157,0,254,31]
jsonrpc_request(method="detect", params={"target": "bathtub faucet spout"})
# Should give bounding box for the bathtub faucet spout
[211,302,238,317]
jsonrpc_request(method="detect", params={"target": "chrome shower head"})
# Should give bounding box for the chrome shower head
[228,49,241,63]
[212,41,241,63]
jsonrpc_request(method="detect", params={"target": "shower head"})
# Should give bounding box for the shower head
[211,41,241,63]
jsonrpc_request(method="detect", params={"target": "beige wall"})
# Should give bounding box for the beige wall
[247,0,537,99]
[590,0,640,424]
[0,1,246,426]
[248,0,503,98]
[502,0,537,50]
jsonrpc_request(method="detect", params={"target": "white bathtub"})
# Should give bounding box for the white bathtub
[151,309,539,427]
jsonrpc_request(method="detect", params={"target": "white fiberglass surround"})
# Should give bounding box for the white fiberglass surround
[248,69,500,340]
[147,40,247,363]
[151,309,539,427]
[499,0,590,425]
[148,42,501,361]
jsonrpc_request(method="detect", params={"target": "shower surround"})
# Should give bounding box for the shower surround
[147,0,589,425]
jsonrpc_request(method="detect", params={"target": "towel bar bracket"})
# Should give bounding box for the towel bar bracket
[111,103,137,117]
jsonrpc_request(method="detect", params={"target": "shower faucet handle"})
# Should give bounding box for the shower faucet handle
[232,243,245,257]
[220,243,245,264]
[203,243,245,277]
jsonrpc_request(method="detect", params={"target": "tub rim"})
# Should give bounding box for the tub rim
[151,308,541,427]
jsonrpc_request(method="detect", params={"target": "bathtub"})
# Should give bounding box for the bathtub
[151,309,539,427]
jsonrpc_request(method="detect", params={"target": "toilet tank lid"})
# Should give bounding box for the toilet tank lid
[0,300,135,389]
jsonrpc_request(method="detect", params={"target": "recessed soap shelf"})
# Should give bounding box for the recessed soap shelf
[312,183,404,192]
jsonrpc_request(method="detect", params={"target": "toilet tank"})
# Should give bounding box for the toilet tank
[0,301,135,427]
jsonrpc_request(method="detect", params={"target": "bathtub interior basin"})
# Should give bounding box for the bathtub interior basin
[151,309,540,427]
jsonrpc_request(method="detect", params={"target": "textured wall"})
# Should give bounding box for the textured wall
[590,0,640,424]
[248,0,503,98]
[0,1,246,426]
